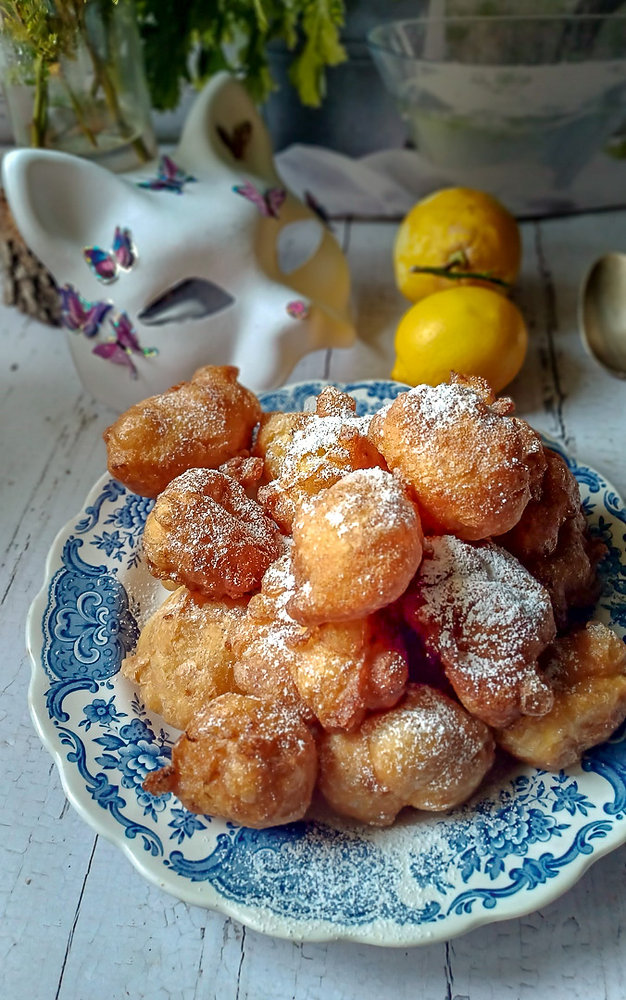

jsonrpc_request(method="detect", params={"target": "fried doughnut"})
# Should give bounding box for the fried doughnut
[366,684,495,810]
[314,384,361,418]
[403,535,556,728]
[501,448,579,557]
[121,587,247,731]
[231,556,314,721]
[230,554,408,731]
[368,376,546,540]
[252,410,306,484]
[144,693,317,827]
[287,467,423,624]
[290,611,409,732]
[218,454,264,495]
[500,448,605,628]
[257,387,386,533]
[496,621,626,769]
[317,729,405,826]
[103,365,262,497]
[142,468,282,598]
[317,683,495,825]
[526,514,605,630]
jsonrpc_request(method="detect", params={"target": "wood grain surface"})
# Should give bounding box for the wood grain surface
[2,215,625,1000]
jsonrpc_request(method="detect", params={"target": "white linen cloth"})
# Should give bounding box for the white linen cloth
[275,142,626,220]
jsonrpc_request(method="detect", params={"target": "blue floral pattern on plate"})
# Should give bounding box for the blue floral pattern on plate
[26,380,626,946]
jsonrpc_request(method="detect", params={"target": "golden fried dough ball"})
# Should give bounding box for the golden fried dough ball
[121,587,247,731]
[230,554,408,731]
[317,684,495,825]
[290,610,409,732]
[317,729,405,826]
[403,535,556,728]
[217,454,264,495]
[257,388,386,533]
[500,448,605,628]
[143,468,282,598]
[103,365,261,497]
[143,693,317,827]
[314,385,360,418]
[252,411,303,483]
[527,513,605,630]
[230,557,314,721]
[501,448,579,558]
[366,684,495,811]
[368,376,546,540]
[287,467,423,624]
[496,621,626,769]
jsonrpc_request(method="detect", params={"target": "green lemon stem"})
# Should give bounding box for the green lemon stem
[409,264,512,291]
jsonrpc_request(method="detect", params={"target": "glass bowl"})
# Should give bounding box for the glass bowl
[367,14,626,208]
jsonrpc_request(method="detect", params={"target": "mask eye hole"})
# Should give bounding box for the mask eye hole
[137,278,235,325]
[277,220,324,275]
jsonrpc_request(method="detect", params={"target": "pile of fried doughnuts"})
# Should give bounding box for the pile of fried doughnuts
[103,365,626,830]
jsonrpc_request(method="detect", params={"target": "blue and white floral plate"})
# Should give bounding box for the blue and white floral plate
[26,379,626,947]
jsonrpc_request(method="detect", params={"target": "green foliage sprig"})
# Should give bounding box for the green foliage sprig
[0,0,88,64]
[0,0,93,146]
[0,0,154,159]
[133,0,348,111]
[0,0,348,139]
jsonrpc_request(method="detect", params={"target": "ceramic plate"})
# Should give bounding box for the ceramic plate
[26,379,626,947]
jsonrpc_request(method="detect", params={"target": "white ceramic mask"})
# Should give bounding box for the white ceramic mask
[2,73,355,411]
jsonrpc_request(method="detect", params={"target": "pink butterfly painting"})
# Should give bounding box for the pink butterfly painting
[233,181,286,219]
[137,154,196,194]
[92,312,157,378]
[286,299,310,320]
[83,227,136,283]
[59,284,112,338]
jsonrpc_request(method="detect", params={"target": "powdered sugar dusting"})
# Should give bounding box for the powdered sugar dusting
[414,535,555,690]
[405,382,487,430]
[373,687,488,782]
[394,384,522,487]
[317,467,416,536]
[325,507,346,529]
[366,381,552,543]
[242,554,305,670]
[281,413,372,484]
[146,468,281,594]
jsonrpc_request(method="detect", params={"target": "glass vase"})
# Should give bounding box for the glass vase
[0,0,157,172]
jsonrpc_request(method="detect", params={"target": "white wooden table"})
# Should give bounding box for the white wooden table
[2,213,626,1000]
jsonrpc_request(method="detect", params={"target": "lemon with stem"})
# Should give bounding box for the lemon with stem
[394,187,522,304]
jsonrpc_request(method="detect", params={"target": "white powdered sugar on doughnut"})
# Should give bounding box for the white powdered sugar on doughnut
[414,535,555,692]
[280,412,373,485]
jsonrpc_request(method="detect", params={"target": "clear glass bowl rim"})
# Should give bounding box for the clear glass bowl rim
[367,13,626,60]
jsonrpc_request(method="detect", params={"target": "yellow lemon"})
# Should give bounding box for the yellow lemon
[391,285,528,392]
[394,187,522,303]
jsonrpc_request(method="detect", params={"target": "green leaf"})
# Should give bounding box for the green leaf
[288,0,346,106]
[0,0,349,112]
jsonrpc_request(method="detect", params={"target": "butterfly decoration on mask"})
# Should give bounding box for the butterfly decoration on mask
[83,227,136,284]
[286,299,310,320]
[216,120,253,160]
[137,154,197,195]
[59,284,112,338]
[92,312,158,378]
[233,181,286,219]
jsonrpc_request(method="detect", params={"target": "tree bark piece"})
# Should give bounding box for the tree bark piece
[0,190,61,325]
